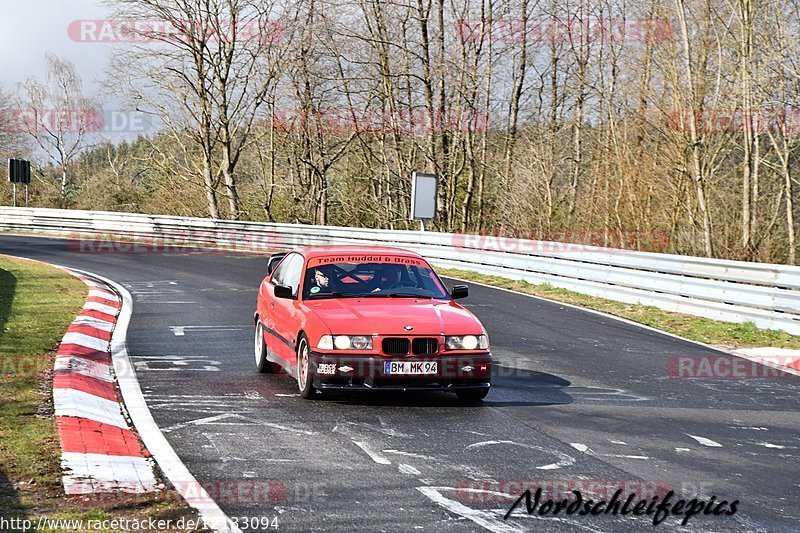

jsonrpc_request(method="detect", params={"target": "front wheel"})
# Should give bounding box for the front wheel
[455,388,489,402]
[254,320,278,373]
[296,334,317,399]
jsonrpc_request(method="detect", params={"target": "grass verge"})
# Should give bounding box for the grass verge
[438,267,800,349]
[0,254,199,530]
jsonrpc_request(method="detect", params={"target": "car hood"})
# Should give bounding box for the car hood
[305,298,482,336]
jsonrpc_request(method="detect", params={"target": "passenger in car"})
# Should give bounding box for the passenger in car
[308,266,336,295]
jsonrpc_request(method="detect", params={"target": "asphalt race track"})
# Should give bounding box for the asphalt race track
[2,234,799,532]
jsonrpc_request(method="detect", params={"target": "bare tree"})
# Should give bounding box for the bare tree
[18,54,93,205]
[0,87,28,157]
[108,0,290,219]
[28,0,800,264]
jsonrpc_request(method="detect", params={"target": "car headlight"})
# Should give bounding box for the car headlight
[445,334,489,351]
[318,334,372,350]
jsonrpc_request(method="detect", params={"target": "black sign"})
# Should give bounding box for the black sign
[7,159,31,185]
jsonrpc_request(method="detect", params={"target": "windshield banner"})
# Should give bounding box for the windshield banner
[308,255,426,268]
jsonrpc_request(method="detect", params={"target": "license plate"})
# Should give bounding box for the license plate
[384,361,438,375]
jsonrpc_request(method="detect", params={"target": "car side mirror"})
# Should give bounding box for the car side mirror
[450,285,469,299]
[274,284,293,299]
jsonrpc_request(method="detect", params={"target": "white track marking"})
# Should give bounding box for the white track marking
[260,422,315,435]
[609,439,627,445]
[417,487,522,533]
[466,441,574,470]
[466,440,515,449]
[170,325,249,337]
[60,332,110,352]
[161,413,250,433]
[399,464,421,475]
[334,420,414,438]
[757,442,786,449]
[69,268,242,533]
[136,299,196,304]
[61,453,159,495]
[675,448,691,453]
[132,355,221,372]
[353,441,391,465]
[53,389,128,428]
[383,449,435,460]
[570,442,649,460]
[687,435,722,447]
[161,413,314,435]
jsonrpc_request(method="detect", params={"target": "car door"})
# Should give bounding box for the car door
[260,254,292,358]
[270,253,304,367]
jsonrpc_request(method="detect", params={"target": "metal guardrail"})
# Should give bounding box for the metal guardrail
[2,206,800,335]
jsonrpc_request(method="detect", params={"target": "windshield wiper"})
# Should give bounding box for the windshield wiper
[317,291,434,299]
[310,291,365,299]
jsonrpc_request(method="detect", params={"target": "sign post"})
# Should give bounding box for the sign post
[410,172,437,231]
[7,158,32,207]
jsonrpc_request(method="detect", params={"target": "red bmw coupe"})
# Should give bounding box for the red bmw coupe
[254,246,492,401]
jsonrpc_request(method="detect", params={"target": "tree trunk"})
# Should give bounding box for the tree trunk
[202,156,220,219]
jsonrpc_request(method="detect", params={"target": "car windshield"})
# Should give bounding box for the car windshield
[303,256,449,300]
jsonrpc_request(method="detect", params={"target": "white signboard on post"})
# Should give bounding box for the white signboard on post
[410,172,437,226]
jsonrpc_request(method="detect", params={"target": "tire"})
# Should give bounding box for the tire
[254,320,278,373]
[296,333,317,399]
[455,388,489,402]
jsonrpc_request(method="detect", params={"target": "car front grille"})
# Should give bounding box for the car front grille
[412,338,439,355]
[382,337,410,356]
[382,337,439,356]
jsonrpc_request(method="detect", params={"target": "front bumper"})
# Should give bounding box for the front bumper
[309,351,492,391]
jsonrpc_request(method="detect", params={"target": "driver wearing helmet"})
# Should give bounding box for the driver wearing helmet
[372,264,405,292]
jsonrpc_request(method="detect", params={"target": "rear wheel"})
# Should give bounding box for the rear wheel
[254,320,278,373]
[296,334,317,399]
[455,388,489,402]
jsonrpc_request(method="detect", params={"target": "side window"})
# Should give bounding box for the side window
[271,254,294,286]
[283,255,304,296]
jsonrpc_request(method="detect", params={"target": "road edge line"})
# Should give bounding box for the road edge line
[66,267,242,533]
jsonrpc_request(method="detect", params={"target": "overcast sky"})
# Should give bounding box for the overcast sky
[0,0,112,94]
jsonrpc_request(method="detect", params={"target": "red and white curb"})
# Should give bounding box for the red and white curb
[726,347,800,377]
[60,267,242,533]
[54,271,160,495]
